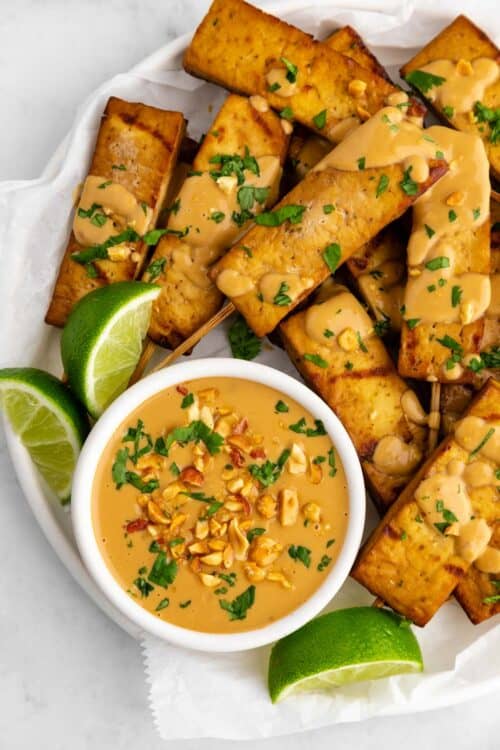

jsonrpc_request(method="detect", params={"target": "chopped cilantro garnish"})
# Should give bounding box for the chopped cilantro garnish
[280,56,298,83]
[323,204,334,214]
[317,554,332,572]
[425,256,450,271]
[404,70,446,94]
[424,224,435,238]
[468,428,495,460]
[399,166,418,196]
[443,105,454,118]
[247,527,266,542]
[406,318,420,330]
[275,400,289,413]
[313,109,327,129]
[448,209,457,223]
[156,598,170,611]
[322,243,341,273]
[228,315,262,360]
[145,257,166,282]
[357,156,366,170]
[288,545,311,568]
[303,353,328,369]
[210,211,225,223]
[289,417,327,437]
[273,282,292,306]
[181,393,194,408]
[219,585,255,620]
[328,447,337,477]
[134,577,154,597]
[155,420,224,457]
[451,285,462,308]
[255,204,305,227]
[376,174,389,198]
[248,449,290,487]
[280,107,294,121]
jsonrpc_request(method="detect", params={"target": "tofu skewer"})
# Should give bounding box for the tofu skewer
[211,107,447,338]
[142,94,290,350]
[352,378,500,626]
[400,15,500,181]
[45,98,186,326]
[184,0,407,143]
[281,283,429,511]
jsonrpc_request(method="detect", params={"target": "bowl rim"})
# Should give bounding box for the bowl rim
[71,358,366,652]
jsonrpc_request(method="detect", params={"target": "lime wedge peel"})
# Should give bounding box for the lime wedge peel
[0,368,89,503]
[61,282,160,418]
[268,606,423,703]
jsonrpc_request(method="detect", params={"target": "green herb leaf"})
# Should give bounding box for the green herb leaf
[280,107,294,121]
[313,109,327,129]
[273,282,292,306]
[275,400,289,413]
[448,209,457,223]
[289,417,326,437]
[180,600,191,608]
[122,419,153,464]
[112,448,129,488]
[248,449,290,487]
[474,101,500,144]
[255,204,305,227]
[356,331,368,352]
[324,328,334,338]
[169,462,180,477]
[424,224,435,238]
[280,56,298,83]
[328,447,337,477]
[425,256,450,271]
[317,554,332,571]
[228,315,262,360]
[357,156,366,170]
[473,207,481,220]
[405,69,446,94]
[451,285,462,308]
[247,527,266,542]
[98,180,112,189]
[288,545,311,568]
[399,166,418,196]
[442,105,455,118]
[237,185,269,212]
[268,81,281,92]
[323,204,335,214]
[322,243,341,273]
[112,163,127,171]
[160,420,224,457]
[406,318,421,330]
[210,211,225,224]
[376,174,389,198]
[143,227,188,245]
[134,577,154,597]
[148,552,178,588]
[71,227,140,265]
[145,257,166,282]
[219,585,256,620]
[469,427,495,459]
[181,393,194,409]
[156,598,170,611]
[436,334,463,355]
[303,353,328,369]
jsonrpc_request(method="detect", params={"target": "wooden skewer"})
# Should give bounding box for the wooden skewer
[128,339,157,385]
[128,302,236,385]
[428,381,441,453]
[151,303,235,373]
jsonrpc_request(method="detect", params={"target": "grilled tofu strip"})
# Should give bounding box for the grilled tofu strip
[398,126,491,384]
[211,106,447,338]
[280,284,429,511]
[183,0,401,142]
[352,378,500,626]
[45,98,185,327]
[144,94,289,348]
[400,15,500,181]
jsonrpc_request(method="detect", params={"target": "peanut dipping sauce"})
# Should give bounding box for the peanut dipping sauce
[93,377,349,633]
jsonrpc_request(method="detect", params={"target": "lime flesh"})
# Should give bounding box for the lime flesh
[0,368,89,502]
[61,281,160,418]
[268,606,423,703]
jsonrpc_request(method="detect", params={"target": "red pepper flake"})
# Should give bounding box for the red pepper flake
[176,384,188,395]
[230,447,245,467]
[232,417,249,435]
[236,495,252,516]
[124,518,148,533]
[250,447,266,460]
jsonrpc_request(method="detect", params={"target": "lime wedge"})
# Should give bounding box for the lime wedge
[0,368,89,503]
[268,606,423,703]
[61,281,160,418]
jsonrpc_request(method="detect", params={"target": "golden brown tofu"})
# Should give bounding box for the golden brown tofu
[346,221,408,334]
[184,0,398,141]
[45,98,185,327]
[352,378,500,626]
[400,15,500,181]
[211,158,447,338]
[325,25,392,82]
[280,284,428,511]
[145,94,289,348]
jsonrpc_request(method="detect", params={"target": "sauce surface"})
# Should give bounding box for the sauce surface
[93,377,349,633]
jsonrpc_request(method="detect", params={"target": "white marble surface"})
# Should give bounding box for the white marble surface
[0,1,499,748]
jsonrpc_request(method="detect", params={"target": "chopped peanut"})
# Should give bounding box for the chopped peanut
[308,460,323,485]
[200,551,223,566]
[267,570,292,589]
[169,513,187,532]
[337,327,358,352]
[348,79,367,97]
[249,535,283,567]
[194,520,209,539]
[228,518,250,560]
[446,191,464,207]
[179,466,204,486]
[244,562,267,582]
[147,500,169,525]
[256,494,277,519]
[200,405,214,429]
[279,488,299,526]
[200,573,221,587]
[162,481,187,502]
[302,502,321,524]
[456,58,473,76]
[288,442,307,475]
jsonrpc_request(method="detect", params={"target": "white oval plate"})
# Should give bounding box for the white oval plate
[2,0,500,722]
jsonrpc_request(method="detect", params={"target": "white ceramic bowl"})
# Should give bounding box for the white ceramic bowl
[72,358,365,652]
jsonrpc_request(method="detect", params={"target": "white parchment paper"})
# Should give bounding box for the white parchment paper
[0,0,499,741]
